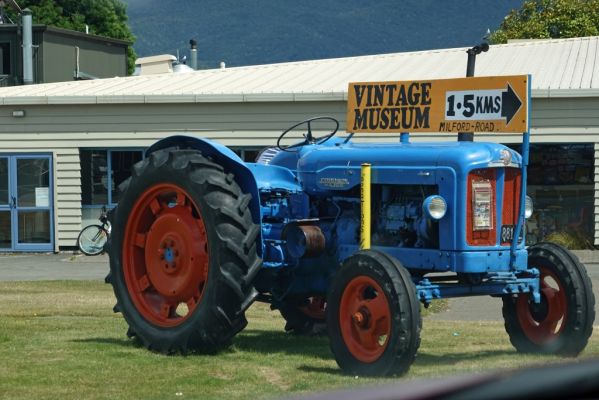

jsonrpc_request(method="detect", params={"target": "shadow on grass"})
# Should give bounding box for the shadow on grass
[72,337,143,348]
[72,331,517,372]
[415,349,516,367]
[72,329,331,360]
[234,329,332,360]
[296,350,518,378]
[296,365,349,376]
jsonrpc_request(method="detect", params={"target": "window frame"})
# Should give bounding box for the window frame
[229,147,263,162]
[0,41,12,76]
[80,148,145,209]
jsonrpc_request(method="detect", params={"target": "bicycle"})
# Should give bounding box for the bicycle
[78,206,112,256]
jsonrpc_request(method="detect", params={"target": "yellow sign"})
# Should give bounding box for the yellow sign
[346,75,529,133]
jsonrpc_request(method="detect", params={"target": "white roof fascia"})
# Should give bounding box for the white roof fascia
[531,89,550,98]
[48,96,97,104]
[3,96,48,105]
[242,93,295,102]
[96,95,147,104]
[293,92,346,101]
[194,94,245,102]
[144,94,196,103]
[532,88,599,98]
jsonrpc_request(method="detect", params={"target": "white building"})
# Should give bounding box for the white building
[0,36,597,251]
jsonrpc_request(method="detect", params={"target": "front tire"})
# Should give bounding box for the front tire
[107,149,261,353]
[327,250,421,376]
[503,242,595,356]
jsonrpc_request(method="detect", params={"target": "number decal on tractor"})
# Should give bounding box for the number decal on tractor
[501,225,515,243]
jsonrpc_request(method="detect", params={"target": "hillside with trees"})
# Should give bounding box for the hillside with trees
[123,0,524,69]
[490,0,599,43]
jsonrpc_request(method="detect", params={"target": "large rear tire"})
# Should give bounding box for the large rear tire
[503,242,595,356]
[107,149,261,353]
[327,250,421,376]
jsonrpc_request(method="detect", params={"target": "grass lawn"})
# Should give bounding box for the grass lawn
[0,281,598,400]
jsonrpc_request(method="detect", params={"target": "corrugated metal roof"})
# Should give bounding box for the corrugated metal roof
[0,36,598,105]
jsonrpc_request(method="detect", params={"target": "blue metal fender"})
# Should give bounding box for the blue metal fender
[146,135,263,256]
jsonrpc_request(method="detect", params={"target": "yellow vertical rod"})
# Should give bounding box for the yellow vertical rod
[360,163,371,250]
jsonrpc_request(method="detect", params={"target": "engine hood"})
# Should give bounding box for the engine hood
[297,141,521,175]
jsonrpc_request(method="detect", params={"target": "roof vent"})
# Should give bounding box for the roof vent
[134,54,177,75]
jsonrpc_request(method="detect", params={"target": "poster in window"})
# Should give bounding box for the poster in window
[35,187,49,207]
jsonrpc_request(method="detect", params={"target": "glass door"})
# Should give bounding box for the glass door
[0,157,10,249]
[0,154,54,252]
[13,156,53,251]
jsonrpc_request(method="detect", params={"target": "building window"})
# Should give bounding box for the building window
[81,149,143,206]
[230,147,261,162]
[509,143,594,247]
[0,42,10,75]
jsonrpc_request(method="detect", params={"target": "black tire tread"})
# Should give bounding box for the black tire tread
[502,242,595,356]
[108,148,261,354]
[376,251,422,372]
[327,249,421,376]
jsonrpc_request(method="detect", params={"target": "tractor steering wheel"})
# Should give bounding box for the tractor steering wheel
[276,116,339,152]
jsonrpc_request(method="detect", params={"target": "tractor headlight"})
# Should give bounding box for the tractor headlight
[423,195,447,220]
[525,195,533,219]
[499,149,512,166]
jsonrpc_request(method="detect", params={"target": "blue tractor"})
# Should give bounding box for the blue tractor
[107,112,595,376]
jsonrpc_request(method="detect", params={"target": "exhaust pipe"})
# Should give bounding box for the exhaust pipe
[458,42,489,142]
[189,39,197,70]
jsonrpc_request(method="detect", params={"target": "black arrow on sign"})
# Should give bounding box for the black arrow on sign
[501,83,522,125]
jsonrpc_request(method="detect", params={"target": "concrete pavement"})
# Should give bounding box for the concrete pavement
[429,256,599,321]
[0,252,109,281]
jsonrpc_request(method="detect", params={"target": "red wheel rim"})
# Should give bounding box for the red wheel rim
[123,183,209,327]
[339,276,391,363]
[299,296,327,320]
[516,267,568,345]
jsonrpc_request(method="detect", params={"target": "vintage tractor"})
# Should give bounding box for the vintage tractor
[106,76,595,376]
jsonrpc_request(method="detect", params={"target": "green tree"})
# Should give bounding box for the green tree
[8,0,136,74]
[490,0,599,43]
